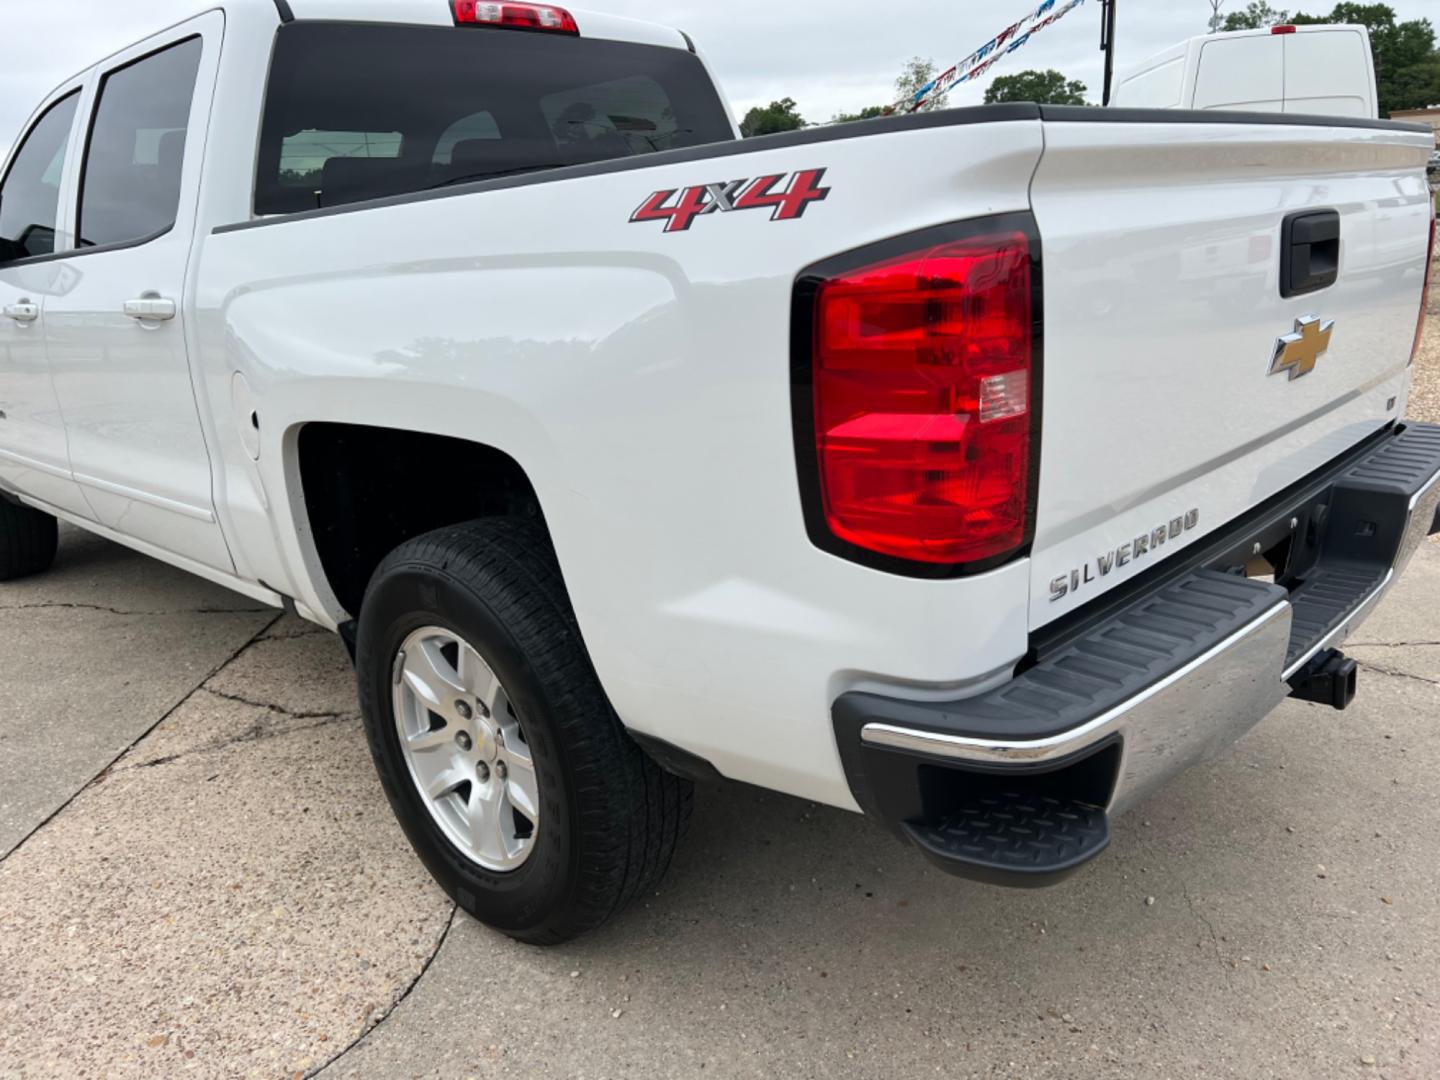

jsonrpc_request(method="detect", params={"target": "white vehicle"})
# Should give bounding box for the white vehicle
[0,0,1436,942]
[1113,23,1377,118]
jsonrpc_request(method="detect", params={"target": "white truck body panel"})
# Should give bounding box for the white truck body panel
[195,118,1049,807]
[1027,119,1432,628]
[0,1,1433,817]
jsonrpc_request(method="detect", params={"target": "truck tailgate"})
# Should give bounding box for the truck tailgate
[1027,115,1434,630]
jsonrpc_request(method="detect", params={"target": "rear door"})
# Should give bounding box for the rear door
[1191,34,1283,112]
[44,14,233,571]
[1283,29,1374,118]
[0,83,91,519]
[1026,114,1433,629]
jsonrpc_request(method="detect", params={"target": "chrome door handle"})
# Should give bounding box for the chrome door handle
[123,297,176,322]
[3,302,39,323]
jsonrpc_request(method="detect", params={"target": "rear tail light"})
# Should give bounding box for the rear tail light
[452,1,579,33]
[794,219,1040,571]
[1271,24,1298,34]
[1414,199,1436,365]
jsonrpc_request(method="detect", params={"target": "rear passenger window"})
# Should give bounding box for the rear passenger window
[254,22,735,215]
[434,112,500,167]
[540,76,685,157]
[77,37,202,250]
[279,130,403,208]
[0,92,79,263]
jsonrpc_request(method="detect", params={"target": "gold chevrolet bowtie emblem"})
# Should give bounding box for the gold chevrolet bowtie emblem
[1269,315,1335,381]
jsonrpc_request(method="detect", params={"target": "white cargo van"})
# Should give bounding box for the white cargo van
[1113,24,1376,118]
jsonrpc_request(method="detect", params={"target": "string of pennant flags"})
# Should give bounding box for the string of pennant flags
[900,0,1089,113]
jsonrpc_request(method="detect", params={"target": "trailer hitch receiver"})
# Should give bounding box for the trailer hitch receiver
[1288,649,1358,711]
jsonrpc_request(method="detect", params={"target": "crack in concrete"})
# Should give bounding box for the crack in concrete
[201,686,357,723]
[1357,660,1440,688]
[0,612,285,865]
[0,601,271,617]
[116,687,359,770]
[1348,640,1440,649]
[1179,878,1231,982]
[307,906,459,1080]
[125,712,354,769]
[135,754,182,769]
[260,625,335,641]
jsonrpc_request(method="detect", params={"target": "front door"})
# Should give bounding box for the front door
[44,15,233,571]
[0,86,90,519]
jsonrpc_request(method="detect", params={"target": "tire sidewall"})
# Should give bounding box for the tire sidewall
[357,559,579,934]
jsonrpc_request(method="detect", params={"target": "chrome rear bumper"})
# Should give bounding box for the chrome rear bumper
[862,598,1294,814]
[833,422,1440,884]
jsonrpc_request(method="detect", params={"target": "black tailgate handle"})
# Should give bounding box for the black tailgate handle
[1281,209,1340,298]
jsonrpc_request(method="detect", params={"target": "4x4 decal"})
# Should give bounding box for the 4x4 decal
[630,168,830,234]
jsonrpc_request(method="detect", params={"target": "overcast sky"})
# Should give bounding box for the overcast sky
[2,0,1435,157]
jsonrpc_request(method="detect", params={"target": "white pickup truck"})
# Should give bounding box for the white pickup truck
[1,0,1436,943]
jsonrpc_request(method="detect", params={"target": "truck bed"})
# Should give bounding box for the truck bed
[197,103,1434,807]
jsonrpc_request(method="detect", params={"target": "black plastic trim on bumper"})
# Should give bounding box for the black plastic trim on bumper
[835,422,1440,887]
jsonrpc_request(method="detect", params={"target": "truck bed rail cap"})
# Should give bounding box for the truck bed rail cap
[1040,103,1432,135]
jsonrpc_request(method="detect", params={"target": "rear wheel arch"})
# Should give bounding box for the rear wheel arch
[293,422,550,618]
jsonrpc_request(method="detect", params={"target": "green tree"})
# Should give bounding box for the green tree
[1221,2,1291,30]
[1384,55,1440,112]
[984,69,1090,105]
[896,57,950,112]
[833,56,951,123]
[1290,4,1439,114]
[831,105,891,124]
[739,98,805,138]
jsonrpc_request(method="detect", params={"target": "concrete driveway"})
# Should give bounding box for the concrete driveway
[1,531,1438,1079]
[4,260,1440,1078]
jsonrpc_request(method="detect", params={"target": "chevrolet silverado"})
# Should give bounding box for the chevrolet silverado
[0,0,1436,942]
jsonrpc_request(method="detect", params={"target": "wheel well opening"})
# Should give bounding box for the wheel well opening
[297,423,543,616]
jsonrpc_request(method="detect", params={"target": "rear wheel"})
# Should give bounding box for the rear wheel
[356,518,692,944]
[0,498,58,581]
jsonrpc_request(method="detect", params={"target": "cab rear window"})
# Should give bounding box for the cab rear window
[254,23,735,215]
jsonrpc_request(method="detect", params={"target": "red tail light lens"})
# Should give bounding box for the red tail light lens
[803,223,1037,568]
[1414,200,1435,365]
[452,1,579,33]
[1271,24,1298,34]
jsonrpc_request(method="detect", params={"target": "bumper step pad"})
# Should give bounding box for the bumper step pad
[1284,422,1440,671]
[1284,564,1386,672]
[903,793,1110,887]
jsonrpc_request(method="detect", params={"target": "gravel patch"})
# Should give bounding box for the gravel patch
[1407,240,1440,426]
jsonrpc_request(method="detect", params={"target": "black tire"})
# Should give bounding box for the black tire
[356,518,692,945]
[0,498,58,581]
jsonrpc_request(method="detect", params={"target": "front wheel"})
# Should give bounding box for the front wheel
[0,498,58,581]
[356,518,691,945]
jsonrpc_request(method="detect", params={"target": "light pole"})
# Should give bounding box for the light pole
[1101,0,1118,105]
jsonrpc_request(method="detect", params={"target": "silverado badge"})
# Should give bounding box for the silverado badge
[1269,315,1334,381]
[1049,509,1201,602]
